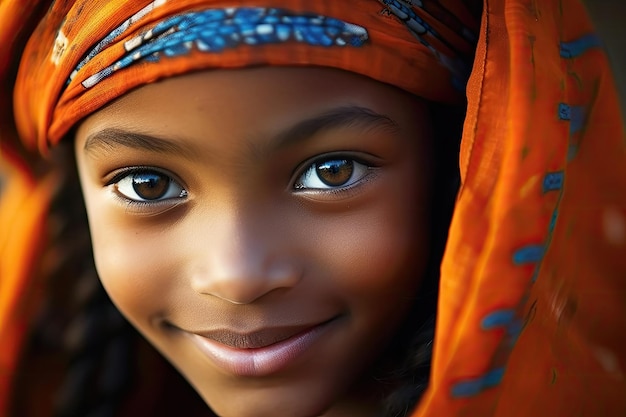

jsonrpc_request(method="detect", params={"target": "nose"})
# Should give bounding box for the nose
[189,209,302,304]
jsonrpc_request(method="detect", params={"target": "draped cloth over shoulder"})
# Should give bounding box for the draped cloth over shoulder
[1,0,625,416]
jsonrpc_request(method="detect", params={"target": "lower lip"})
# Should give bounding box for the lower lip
[186,320,336,377]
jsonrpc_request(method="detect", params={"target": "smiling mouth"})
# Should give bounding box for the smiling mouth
[192,319,336,349]
[178,317,340,377]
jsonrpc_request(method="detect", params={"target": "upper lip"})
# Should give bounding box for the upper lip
[184,319,336,349]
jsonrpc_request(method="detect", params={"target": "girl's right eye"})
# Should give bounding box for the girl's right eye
[110,169,187,202]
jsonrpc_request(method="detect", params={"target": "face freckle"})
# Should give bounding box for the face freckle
[74,66,434,417]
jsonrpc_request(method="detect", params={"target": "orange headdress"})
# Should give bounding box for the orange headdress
[11,0,478,152]
[1,0,625,416]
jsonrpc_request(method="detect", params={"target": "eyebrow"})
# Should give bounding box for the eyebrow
[83,129,198,158]
[83,106,399,158]
[269,106,399,152]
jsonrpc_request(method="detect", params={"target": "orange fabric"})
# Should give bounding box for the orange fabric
[0,2,53,410]
[11,0,477,154]
[1,1,625,417]
[418,1,626,416]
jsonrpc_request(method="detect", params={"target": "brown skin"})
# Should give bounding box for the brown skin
[74,67,433,417]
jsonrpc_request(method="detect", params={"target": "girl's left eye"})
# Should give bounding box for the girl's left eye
[112,169,187,202]
[294,158,370,190]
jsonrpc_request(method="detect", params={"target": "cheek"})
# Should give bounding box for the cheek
[302,169,431,311]
[85,204,180,325]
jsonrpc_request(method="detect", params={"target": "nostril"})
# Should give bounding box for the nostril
[190,260,303,305]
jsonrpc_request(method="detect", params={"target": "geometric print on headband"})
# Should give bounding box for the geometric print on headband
[380,0,475,91]
[68,5,370,89]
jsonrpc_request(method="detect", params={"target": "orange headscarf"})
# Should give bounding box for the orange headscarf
[1,0,625,416]
[12,0,479,152]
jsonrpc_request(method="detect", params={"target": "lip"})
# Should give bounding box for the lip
[182,318,338,377]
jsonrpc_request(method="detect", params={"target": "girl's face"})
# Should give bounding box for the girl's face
[75,67,433,417]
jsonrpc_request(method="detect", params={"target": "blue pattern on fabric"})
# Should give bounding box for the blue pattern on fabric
[558,103,571,120]
[380,0,471,91]
[558,103,586,134]
[569,106,585,134]
[481,309,523,346]
[560,34,602,58]
[513,245,545,265]
[481,310,516,330]
[567,145,579,161]
[381,0,438,38]
[548,208,559,233]
[543,171,564,192]
[487,26,594,403]
[506,317,523,344]
[72,6,369,89]
[558,103,585,160]
[450,367,506,398]
[69,0,167,84]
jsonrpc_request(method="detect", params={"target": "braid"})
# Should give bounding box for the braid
[51,144,135,417]
[10,143,135,417]
[52,143,132,417]
[52,272,134,417]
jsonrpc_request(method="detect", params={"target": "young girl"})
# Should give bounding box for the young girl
[1,1,625,416]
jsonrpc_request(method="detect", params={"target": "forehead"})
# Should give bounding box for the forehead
[77,66,424,133]
[74,66,432,174]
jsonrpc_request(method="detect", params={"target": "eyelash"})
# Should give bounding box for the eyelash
[293,155,377,195]
[105,166,188,212]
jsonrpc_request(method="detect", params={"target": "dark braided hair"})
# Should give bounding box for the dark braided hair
[9,143,134,417]
[9,143,208,417]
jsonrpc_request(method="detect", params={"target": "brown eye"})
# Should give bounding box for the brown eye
[294,157,370,190]
[132,172,169,200]
[315,159,354,186]
[114,169,187,202]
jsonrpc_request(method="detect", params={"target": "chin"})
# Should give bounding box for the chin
[200,391,334,417]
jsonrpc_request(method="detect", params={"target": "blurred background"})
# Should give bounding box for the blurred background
[584,0,626,120]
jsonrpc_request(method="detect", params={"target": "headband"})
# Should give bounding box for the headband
[13,0,478,155]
